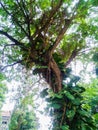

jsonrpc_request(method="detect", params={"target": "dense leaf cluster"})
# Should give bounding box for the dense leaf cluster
[9,95,39,130]
[41,68,96,130]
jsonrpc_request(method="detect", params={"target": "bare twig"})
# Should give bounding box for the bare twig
[25,77,43,97]
[3,44,16,50]
[0,60,23,71]
[78,47,96,55]
[2,44,16,59]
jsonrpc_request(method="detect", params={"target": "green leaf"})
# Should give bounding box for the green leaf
[61,125,69,130]
[40,88,48,98]
[51,103,61,109]
[81,123,87,130]
[92,53,98,62]
[72,98,81,105]
[66,110,75,120]
[65,91,75,100]
[78,109,90,118]
[0,73,5,81]
[95,68,98,76]
[54,93,63,99]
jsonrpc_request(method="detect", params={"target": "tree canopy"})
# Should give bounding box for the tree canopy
[0,0,98,92]
[9,95,39,130]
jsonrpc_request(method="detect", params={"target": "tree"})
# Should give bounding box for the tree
[0,73,7,109]
[9,95,39,130]
[82,78,98,128]
[0,0,96,92]
[0,0,98,129]
[8,68,39,130]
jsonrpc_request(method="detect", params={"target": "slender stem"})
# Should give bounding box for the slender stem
[60,103,66,127]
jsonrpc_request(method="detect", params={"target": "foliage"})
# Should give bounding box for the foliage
[0,73,7,109]
[41,68,96,130]
[9,95,39,130]
[0,0,98,92]
[82,78,98,129]
[7,70,40,130]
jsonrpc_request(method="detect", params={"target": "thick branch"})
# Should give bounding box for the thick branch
[65,49,79,67]
[0,30,21,44]
[0,2,10,15]
[50,19,72,54]
[40,0,63,32]
[49,0,81,54]
[0,30,28,50]
[32,0,63,38]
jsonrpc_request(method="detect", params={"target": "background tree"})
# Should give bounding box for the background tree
[82,78,98,129]
[0,73,7,109]
[7,68,40,130]
[9,95,39,130]
[0,0,98,129]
